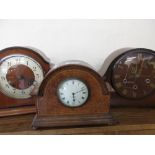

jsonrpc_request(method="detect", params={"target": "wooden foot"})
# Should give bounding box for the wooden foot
[32,113,117,129]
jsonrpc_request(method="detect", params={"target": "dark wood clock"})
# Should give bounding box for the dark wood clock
[103,48,155,107]
[32,61,115,129]
[0,46,52,117]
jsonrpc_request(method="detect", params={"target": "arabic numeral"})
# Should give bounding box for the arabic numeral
[36,74,40,78]
[16,58,20,62]
[21,90,25,94]
[1,76,5,80]
[7,62,11,67]
[13,88,16,93]
[5,84,9,88]
[33,66,37,72]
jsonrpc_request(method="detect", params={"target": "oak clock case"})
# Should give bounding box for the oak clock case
[0,47,51,117]
[104,48,155,107]
[32,61,115,129]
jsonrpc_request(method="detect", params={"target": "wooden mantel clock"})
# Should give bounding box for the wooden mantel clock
[0,46,52,117]
[103,48,155,107]
[32,60,115,129]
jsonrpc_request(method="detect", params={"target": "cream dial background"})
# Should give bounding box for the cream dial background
[58,79,89,107]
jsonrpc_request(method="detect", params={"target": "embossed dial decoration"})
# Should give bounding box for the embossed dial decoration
[58,78,89,107]
[0,55,44,99]
[112,51,155,99]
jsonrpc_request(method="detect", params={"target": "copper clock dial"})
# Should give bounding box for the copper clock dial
[6,64,35,90]
[112,51,155,99]
[0,54,44,99]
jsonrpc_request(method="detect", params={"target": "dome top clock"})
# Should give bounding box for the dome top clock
[32,60,115,129]
[0,46,52,116]
[103,48,155,107]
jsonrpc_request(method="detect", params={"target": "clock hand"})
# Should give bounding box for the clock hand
[124,65,129,79]
[133,56,144,84]
[74,88,86,94]
[122,64,130,84]
[72,92,76,102]
[137,58,144,78]
[132,58,139,83]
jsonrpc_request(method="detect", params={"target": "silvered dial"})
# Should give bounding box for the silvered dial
[58,78,89,107]
[0,54,44,99]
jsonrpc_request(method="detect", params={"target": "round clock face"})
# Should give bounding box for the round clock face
[112,51,155,99]
[0,54,44,99]
[57,78,89,107]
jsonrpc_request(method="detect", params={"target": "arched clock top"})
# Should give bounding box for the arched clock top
[103,48,155,107]
[38,63,109,97]
[33,61,115,128]
[52,60,95,71]
[0,46,53,116]
[0,46,53,72]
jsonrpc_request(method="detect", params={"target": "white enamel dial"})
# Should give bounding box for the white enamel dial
[0,54,44,99]
[58,78,89,107]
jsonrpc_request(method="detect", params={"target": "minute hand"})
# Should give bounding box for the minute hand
[74,89,86,94]
[136,59,144,78]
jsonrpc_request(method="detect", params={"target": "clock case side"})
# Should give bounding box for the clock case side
[33,64,116,129]
[0,46,52,117]
[103,48,155,107]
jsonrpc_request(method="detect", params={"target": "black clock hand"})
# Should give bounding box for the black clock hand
[74,88,86,94]
[72,92,76,102]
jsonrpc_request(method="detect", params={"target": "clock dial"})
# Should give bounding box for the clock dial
[58,78,89,107]
[112,51,155,99]
[0,54,44,99]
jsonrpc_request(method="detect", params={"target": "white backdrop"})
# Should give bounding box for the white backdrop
[0,19,155,74]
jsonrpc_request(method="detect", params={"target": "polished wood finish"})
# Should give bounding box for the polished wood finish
[0,46,51,116]
[0,107,155,134]
[33,62,115,128]
[110,92,155,107]
[0,106,36,117]
[103,48,155,107]
[33,114,114,128]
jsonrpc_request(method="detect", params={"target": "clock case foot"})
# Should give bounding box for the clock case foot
[0,106,36,117]
[32,113,117,129]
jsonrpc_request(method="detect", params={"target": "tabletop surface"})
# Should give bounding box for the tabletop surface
[0,107,155,135]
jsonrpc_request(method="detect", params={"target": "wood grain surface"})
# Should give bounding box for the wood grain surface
[1,107,155,134]
[33,64,113,128]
